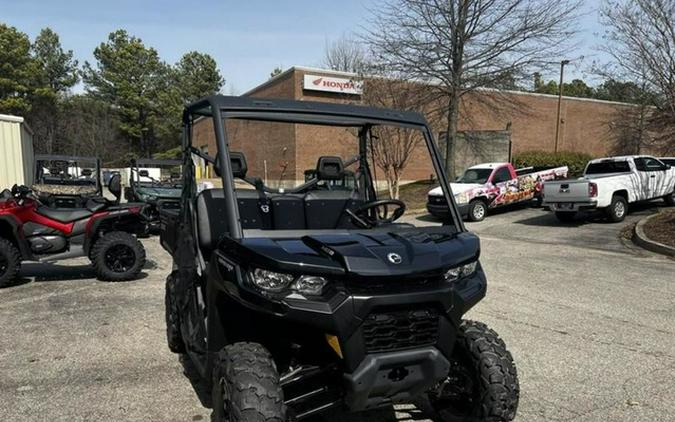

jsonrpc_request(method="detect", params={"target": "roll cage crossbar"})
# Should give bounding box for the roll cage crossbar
[180,95,465,240]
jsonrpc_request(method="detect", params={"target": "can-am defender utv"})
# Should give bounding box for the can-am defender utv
[125,158,182,232]
[161,96,519,421]
[0,174,147,287]
[33,154,103,208]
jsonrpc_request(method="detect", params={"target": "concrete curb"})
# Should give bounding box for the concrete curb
[633,213,675,257]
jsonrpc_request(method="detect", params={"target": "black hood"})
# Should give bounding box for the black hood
[219,228,480,279]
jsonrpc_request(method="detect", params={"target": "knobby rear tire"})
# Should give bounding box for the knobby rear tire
[91,231,146,281]
[0,238,21,288]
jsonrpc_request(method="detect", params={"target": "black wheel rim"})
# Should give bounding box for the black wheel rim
[429,357,479,418]
[104,244,136,273]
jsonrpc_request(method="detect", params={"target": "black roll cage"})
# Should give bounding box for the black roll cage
[129,158,183,188]
[34,154,102,194]
[180,95,465,240]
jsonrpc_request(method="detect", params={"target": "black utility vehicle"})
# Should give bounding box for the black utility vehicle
[125,158,182,232]
[33,154,102,208]
[161,96,519,421]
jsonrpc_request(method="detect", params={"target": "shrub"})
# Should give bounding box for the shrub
[512,150,593,177]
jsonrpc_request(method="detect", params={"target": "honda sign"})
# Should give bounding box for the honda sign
[303,74,363,95]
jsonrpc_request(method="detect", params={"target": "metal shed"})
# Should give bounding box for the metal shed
[0,114,34,189]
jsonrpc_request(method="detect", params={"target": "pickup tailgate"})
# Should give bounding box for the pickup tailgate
[543,180,591,203]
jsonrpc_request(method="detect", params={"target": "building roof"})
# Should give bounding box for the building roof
[185,95,428,127]
[242,65,636,107]
[0,114,25,123]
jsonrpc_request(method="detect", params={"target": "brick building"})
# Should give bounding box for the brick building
[195,66,632,184]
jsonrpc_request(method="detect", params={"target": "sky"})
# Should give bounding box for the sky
[1,0,608,94]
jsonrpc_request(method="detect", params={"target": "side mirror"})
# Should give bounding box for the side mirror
[666,164,672,170]
[108,173,122,203]
[81,168,93,177]
[139,169,150,178]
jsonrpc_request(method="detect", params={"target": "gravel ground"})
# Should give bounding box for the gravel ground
[0,202,673,421]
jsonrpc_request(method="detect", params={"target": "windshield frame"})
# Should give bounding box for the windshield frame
[129,158,183,190]
[182,96,465,240]
[34,154,102,192]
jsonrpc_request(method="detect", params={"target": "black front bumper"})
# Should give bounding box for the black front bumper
[214,262,487,411]
[343,347,449,410]
[427,201,469,219]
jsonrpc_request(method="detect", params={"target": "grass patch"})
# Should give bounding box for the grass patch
[379,180,436,211]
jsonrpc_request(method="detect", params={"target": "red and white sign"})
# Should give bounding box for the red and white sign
[303,74,363,95]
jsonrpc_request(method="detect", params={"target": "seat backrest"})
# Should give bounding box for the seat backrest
[304,190,362,229]
[236,189,268,229]
[271,194,306,230]
[196,189,229,256]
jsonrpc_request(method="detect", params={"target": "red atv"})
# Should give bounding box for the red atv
[0,175,148,287]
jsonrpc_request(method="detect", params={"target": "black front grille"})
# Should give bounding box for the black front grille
[362,309,439,353]
[428,195,447,205]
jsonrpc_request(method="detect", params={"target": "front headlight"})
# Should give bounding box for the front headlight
[251,268,294,292]
[250,269,328,296]
[444,261,478,282]
[455,192,469,204]
[293,275,328,295]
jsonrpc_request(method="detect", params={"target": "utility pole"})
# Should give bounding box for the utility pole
[554,59,570,153]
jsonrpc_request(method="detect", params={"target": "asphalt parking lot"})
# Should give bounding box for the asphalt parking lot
[1,204,673,421]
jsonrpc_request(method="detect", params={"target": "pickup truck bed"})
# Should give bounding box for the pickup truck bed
[543,156,675,222]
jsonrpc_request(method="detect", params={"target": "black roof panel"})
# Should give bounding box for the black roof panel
[184,95,428,127]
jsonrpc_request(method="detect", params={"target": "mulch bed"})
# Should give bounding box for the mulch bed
[643,209,675,248]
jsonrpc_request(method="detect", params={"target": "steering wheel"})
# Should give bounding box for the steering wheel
[345,199,406,229]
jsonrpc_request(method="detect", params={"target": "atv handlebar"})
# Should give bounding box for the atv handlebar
[11,185,42,207]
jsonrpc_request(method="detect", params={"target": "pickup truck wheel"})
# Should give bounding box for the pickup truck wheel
[664,190,675,206]
[467,200,487,222]
[606,195,627,222]
[427,320,519,421]
[554,211,576,223]
[0,238,21,288]
[211,342,285,422]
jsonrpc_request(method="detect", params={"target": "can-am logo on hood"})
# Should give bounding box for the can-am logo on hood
[387,252,403,264]
[303,74,363,95]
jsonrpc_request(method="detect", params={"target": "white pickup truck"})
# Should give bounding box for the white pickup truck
[543,155,675,222]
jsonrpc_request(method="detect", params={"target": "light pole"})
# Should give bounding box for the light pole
[554,59,570,153]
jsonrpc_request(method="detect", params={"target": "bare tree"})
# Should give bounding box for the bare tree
[363,0,580,177]
[323,34,368,73]
[600,0,675,155]
[364,79,431,198]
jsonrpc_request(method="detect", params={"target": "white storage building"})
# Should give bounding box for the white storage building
[0,114,34,189]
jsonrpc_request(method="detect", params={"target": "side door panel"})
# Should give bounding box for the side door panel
[635,157,666,200]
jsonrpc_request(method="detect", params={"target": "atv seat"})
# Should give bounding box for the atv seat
[36,206,92,223]
[85,197,108,213]
[196,189,229,257]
